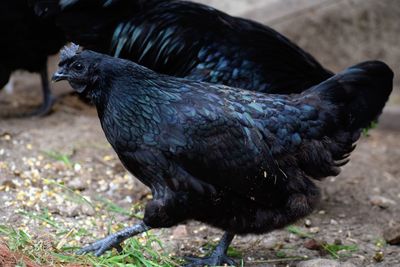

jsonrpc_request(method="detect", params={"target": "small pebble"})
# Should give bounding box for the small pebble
[2,180,17,189]
[370,195,396,209]
[373,251,384,262]
[62,203,81,217]
[81,204,95,216]
[309,227,320,234]
[172,225,188,239]
[303,239,323,251]
[334,239,342,245]
[383,225,400,245]
[73,163,82,172]
[67,178,87,191]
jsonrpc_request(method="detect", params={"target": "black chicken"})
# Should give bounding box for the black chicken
[52,45,393,266]
[0,0,65,115]
[32,0,332,94]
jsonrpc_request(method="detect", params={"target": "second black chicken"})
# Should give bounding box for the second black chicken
[0,0,65,115]
[33,0,332,94]
[53,45,393,266]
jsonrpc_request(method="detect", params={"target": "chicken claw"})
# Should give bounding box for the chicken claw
[77,222,150,256]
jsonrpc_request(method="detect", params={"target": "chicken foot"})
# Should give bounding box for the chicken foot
[76,221,150,256]
[184,232,236,267]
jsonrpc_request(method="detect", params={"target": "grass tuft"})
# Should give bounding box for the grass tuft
[322,243,358,259]
[0,222,181,267]
[362,121,378,137]
[42,150,73,167]
[0,178,180,266]
[286,225,313,239]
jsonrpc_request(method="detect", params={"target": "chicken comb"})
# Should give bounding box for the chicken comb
[60,43,80,62]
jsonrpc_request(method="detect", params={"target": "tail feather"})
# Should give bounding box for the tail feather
[298,61,393,180]
[317,60,393,131]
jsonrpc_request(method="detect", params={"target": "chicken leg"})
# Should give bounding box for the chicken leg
[184,232,236,267]
[26,64,55,116]
[77,221,150,256]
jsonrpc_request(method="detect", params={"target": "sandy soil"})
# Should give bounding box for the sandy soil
[0,71,399,267]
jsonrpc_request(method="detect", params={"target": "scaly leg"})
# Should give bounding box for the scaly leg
[29,65,55,116]
[184,232,237,267]
[76,221,150,257]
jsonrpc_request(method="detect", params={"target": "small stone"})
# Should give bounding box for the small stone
[334,239,342,245]
[1,134,11,141]
[305,219,312,227]
[2,180,16,189]
[373,251,384,262]
[383,225,400,245]
[304,239,323,251]
[260,235,278,249]
[172,225,188,239]
[61,203,80,217]
[330,219,338,225]
[81,204,95,216]
[53,162,67,172]
[73,163,82,172]
[57,202,95,217]
[370,195,396,209]
[67,178,87,191]
[309,227,320,234]
[103,155,114,161]
[297,259,356,267]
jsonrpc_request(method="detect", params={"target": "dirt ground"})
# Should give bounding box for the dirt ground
[0,71,399,267]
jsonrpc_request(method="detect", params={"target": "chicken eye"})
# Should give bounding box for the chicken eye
[72,63,84,71]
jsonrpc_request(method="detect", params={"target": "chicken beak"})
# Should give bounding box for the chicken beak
[52,70,69,82]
